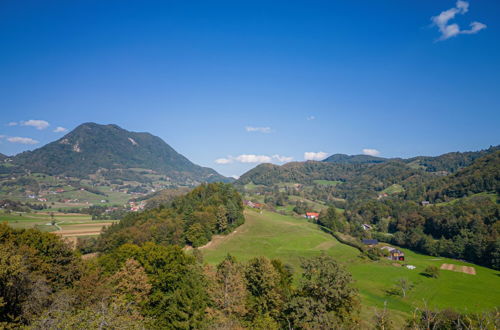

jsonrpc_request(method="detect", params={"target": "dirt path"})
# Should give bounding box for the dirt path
[54,229,103,237]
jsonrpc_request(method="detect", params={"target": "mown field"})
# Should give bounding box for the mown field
[0,211,116,237]
[202,209,500,326]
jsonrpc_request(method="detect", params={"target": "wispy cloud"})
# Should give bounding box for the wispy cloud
[21,120,50,130]
[53,126,68,133]
[245,126,272,133]
[7,137,39,145]
[362,148,380,156]
[215,154,292,164]
[215,158,234,164]
[7,122,18,126]
[307,116,315,121]
[431,1,486,41]
[272,154,293,162]
[304,151,328,161]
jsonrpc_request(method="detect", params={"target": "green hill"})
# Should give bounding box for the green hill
[12,123,229,185]
[201,209,500,326]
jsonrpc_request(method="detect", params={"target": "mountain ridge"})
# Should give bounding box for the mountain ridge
[11,122,230,185]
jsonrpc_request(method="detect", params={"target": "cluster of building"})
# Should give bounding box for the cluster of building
[128,201,146,212]
[362,239,405,261]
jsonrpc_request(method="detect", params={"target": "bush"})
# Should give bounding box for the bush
[421,265,440,278]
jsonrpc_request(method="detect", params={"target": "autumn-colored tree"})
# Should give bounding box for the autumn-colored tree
[206,255,248,328]
[109,258,151,305]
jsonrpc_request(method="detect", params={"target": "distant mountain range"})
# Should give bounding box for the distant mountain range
[8,123,230,185]
[235,146,500,194]
[323,147,499,171]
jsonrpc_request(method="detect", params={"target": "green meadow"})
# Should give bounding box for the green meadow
[202,209,500,325]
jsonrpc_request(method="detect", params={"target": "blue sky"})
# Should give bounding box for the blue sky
[0,0,499,177]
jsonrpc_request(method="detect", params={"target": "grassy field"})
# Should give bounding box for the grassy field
[382,184,404,194]
[0,211,115,237]
[202,209,500,326]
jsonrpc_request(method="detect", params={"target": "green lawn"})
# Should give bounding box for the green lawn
[202,209,500,326]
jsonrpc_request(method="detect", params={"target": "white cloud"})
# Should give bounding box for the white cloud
[304,151,328,161]
[53,126,68,133]
[235,154,272,163]
[21,120,50,130]
[362,148,380,156]
[432,1,486,41]
[7,122,18,126]
[215,158,233,164]
[215,153,292,164]
[245,126,272,133]
[272,154,293,162]
[231,175,240,180]
[307,116,315,121]
[7,137,39,145]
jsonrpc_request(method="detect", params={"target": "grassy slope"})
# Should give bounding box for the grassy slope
[202,209,500,325]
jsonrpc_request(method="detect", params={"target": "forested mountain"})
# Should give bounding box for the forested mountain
[405,145,500,173]
[0,153,6,161]
[323,153,388,164]
[414,150,500,202]
[11,123,229,185]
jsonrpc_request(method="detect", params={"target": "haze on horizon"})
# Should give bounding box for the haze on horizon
[1,0,499,177]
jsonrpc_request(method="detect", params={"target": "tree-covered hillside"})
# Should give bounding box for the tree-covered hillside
[323,153,388,164]
[96,183,244,251]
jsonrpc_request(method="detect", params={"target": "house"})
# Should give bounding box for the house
[361,223,372,231]
[381,246,405,261]
[305,212,320,220]
[362,239,378,247]
[421,201,430,206]
[244,200,263,209]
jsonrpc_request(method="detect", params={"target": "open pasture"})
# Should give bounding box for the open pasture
[202,209,500,325]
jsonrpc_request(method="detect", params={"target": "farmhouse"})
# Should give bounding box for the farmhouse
[381,246,405,261]
[421,201,430,206]
[305,212,320,220]
[362,239,378,247]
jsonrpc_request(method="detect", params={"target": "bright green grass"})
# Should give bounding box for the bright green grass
[202,209,500,325]
[382,184,404,194]
[313,179,342,186]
